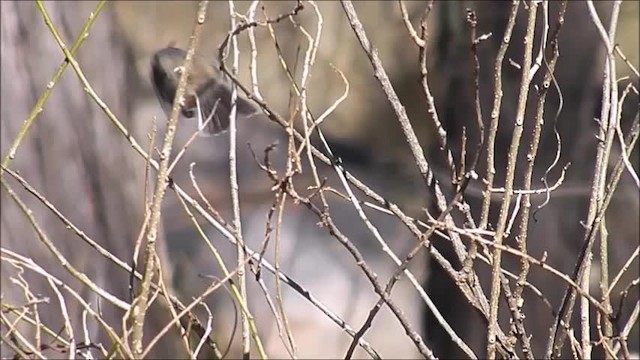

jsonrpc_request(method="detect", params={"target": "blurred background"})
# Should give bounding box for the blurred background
[2,1,638,358]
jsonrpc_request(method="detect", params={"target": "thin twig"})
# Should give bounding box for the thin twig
[1,249,132,358]
[2,0,106,169]
[512,3,566,358]
[398,0,426,47]
[487,2,538,358]
[132,2,209,356]
[547,2,622,356]
[1,173,130,311]
[179,167,265,359]
[226,1,252,358]
[339,9,503,353]
[480,0,519,230]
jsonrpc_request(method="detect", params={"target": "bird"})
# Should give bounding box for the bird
[149,46,257,135]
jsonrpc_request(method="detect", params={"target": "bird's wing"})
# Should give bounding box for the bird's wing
[196,78,257,134]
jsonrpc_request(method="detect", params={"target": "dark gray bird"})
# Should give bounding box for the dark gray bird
[150,46,257,135]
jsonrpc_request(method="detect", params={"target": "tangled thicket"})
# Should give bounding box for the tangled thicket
[1,1,638,359]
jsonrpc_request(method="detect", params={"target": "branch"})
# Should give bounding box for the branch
[131,2,209,356]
